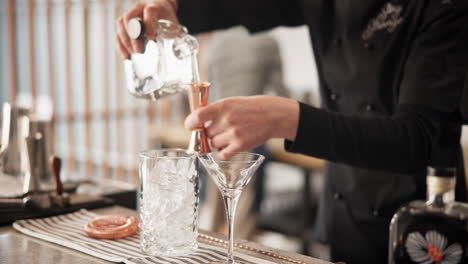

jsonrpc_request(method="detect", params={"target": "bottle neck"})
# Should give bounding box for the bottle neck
[426,176,455,206]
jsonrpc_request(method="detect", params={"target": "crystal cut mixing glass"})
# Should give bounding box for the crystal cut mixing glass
[139,149,199,256]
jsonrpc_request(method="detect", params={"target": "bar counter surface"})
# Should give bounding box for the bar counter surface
[0,206,333,264]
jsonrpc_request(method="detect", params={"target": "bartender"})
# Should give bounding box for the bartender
[116,1,468,263]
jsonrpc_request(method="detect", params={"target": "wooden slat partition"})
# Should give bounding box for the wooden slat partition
[129,0,139,184]
[100,0,110,179]
[54,107,142,122]
[27,0,37,99]
[46,0,56,152]
[4,0,159,184]
[46,0,55,103]
[114,0,125,181]
[81,0,92,178]
[64,0,77,173]
[6,0,18,102]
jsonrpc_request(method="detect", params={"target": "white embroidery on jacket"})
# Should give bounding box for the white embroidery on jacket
[362,2,404,41]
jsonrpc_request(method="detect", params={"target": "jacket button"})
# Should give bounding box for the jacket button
[330,93,338,101]
[333,192,343,200]
[333,38,342,46]
[365,104,374,112]
[372,209,380,217]
[364,42,375,50]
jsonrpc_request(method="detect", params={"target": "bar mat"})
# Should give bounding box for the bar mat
[13,209,276,264]
[1,194,113,226]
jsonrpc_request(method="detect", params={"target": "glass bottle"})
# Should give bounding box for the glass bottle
[388,167,468,264]
[124,19,211,154]
[124,19,200,100]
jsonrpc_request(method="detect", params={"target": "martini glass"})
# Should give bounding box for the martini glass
[198,152,265,264]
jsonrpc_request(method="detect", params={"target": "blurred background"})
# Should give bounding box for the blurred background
[1,0,468,260]
[0,0,320,183]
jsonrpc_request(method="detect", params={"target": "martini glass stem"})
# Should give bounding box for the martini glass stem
[222,192,241,263]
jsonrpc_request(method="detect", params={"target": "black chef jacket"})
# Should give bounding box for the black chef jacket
[177,0,468,263]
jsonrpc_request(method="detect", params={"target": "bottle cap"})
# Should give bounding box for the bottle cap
[127,18,145,40]
[427,167,456,195]
[427,176,455,195]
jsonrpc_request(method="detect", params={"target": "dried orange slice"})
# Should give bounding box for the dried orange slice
[84,215,139,239]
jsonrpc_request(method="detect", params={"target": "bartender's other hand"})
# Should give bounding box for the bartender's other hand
[185,96,299,159]
[116,0,178,59]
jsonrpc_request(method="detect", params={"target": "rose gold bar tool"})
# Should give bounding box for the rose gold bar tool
[187,82,211,154]
[49,155,70,208]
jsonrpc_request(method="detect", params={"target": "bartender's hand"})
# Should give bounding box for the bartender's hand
[116,0,178,59]
[185,96,300,159]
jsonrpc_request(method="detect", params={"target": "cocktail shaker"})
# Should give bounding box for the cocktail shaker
[1,102,30,177]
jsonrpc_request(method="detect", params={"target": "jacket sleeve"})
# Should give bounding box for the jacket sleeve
[177,0,305,34]
[285,103,457,173]
[285,1,468,173]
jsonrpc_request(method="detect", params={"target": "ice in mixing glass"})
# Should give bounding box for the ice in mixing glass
[139,149,199,256]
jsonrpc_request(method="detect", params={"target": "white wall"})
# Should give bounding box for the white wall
[268,26,320,105]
